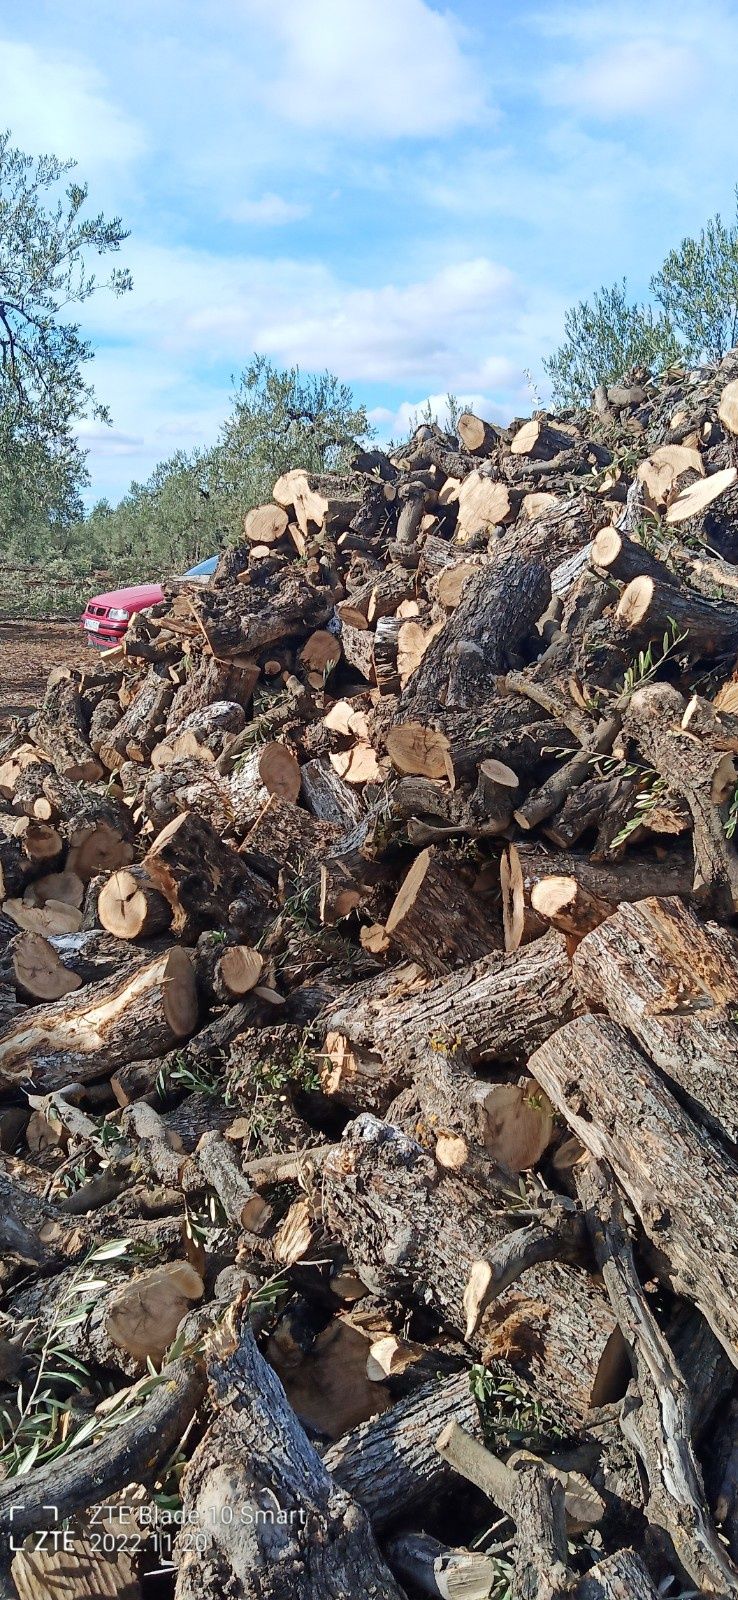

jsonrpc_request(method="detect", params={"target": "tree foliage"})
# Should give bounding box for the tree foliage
[651,193,738,362]
[543,281,682,408]
[82,357,372,580]
[0,130,131,551]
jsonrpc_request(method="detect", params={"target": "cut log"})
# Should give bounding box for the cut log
[573,894,738,1143]
[530,876,612,939]
[98,865,172,939]
[457,411,500,456]
[99,667,175,768]
[616,572,738,656]
[106,1260,203,1365]
[385,846,498,973]
[472,757,519,831]
[510,418,575,459]
[529,1013,738,1366]
[6,930,83,1002]
[0,946,198,1084]
[665,464,737,523]
[456,471,518,538]
[3,898,84,936]
[142,812,257,937]
[718,377,738,436]
[589,525,675,586]
[322,928,575,1108]
[299,628,342,677]
[386,1533,497,1600]
[500,842,694,952]
[386,722,453,781]
[195,932,263,1003]
[230,741,301,832]
[576,1551,659,1600]
[243,502,289,543]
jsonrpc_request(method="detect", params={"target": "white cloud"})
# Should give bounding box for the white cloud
[246,0,487,137]
[546,38,697,117]
[385,391,512,438]
[226,192,309,226]
[84,243,522,390]
[0,39,145,170]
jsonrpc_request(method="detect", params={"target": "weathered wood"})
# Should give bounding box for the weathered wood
[577,1157,738,1594]
[324,1116,618,1415]
[573,895,738,1143]
[174,1314,404,1600]
[385,846,498,972]
[529,1014,738,1367]
[0,946,198,1084]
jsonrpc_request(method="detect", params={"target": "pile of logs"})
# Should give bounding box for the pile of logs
[4,351,738,1598]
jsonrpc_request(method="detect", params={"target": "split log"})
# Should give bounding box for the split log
[174,1313,404,1600]
[229,741,301,832]
[0,946,198,1085]
[665,464,737,524]
[300,755,363,829]
[384,847,498,973]
[529,1014,738,1367]
[573,894,738,1143]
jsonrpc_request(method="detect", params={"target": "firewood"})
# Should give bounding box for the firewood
[98,864,172,939]
[330,743,381,785]
[576,1157,738,1594]
[530,875,612,939]
[299,628,342,677]
[384,846,497,973]
[229,740,301,833]
[473,757,519,830]
[25,868,84,908]
[105,1259,204,1365]
[665,463,737,523]
[402,557,550,713]
[0,946,198,1084]
[616,572,738,656]
[457,411,500,456]
[589,524,675,585]
[500,841,695,953]
[31,674,103,782]
[195,932,264,1002]
[243,501,289,543]
[530,1013,738,1366]
[718,377,738,435]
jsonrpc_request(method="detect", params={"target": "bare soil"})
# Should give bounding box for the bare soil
[0,619,92,722]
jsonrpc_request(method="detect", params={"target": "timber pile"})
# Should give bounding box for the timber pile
[4,353,738,1598]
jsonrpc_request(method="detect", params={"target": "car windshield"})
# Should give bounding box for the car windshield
[184,555,218,577]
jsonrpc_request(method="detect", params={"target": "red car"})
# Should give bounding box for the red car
[81,556,218,647]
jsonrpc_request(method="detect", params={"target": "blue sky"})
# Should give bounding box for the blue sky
[2,0,738,504]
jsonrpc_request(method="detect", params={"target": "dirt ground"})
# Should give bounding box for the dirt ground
[0,620,92,722]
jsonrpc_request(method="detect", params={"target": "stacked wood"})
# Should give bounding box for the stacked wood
[6,350,738,1598]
